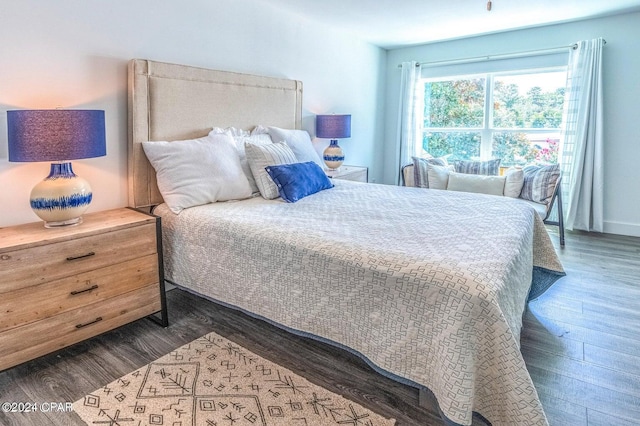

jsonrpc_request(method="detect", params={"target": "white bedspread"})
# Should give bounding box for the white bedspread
[155,180,564,426]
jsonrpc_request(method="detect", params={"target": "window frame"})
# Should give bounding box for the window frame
[420,66,567,164]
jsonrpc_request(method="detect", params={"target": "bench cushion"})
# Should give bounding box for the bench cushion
[519,198,549,219]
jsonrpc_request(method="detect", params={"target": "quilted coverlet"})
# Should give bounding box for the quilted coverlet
[155,180,564,426]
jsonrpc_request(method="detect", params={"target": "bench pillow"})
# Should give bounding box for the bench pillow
[454,159,501,175]
[504,167,525,198]
[412,156,447,188]
[426,163,451,190]
[520,164,560,205]
[427,163,524,198]
[447,172,506,196]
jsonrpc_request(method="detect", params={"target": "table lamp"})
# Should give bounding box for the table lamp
[316,114,351,170]
[7,109,106,228]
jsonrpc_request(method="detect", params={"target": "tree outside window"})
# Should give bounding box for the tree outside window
[421,69,566,166]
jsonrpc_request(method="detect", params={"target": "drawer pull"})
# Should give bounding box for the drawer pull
[75,317,103,329]
[66,252,96,261]
[70,284,99,295]
[1,254,10,261]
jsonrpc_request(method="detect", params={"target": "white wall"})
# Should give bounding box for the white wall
[384,12,640,237]
[0,0,386,227]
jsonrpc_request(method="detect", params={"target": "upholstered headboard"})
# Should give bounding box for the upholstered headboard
[127,59,303,208]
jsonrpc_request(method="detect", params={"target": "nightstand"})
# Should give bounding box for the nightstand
[0,208,167,371]
[325,165,368,182]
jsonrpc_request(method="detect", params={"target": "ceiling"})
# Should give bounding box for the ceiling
[261,0,640,48]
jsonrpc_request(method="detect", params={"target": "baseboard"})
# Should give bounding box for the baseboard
[603,220,640,237]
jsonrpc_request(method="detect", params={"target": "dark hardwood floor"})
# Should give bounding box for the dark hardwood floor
[1,228,639,426]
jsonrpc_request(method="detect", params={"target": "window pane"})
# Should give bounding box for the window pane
[424,78,485,128]
[492,132,560,166]
[493,71,566,129]
[422,132,481,160]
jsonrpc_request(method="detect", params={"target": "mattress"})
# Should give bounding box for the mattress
[155,180,564,426]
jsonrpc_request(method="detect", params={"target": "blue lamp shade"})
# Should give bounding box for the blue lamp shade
[316,114,351,170]
[7,109,107,228]
[8,110,106,162]
[316,114,351,139]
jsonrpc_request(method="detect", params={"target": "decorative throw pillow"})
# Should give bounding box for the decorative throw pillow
[454,159,501,175]
[234,134,273,193]
[520,164,560,205]
[142,133,252,214]
[412,156,447,188]
[245,142,298,199]
[503,167,525,198]
[265,162,334,203]
[447,172,506,196]
[266,127,324,169]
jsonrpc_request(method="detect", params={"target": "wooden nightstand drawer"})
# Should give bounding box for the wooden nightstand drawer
[0,223,157,293]
[0,254,159,332]
[0,284,161,371]
[0,208,167,371]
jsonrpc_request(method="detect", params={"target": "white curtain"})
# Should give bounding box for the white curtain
[396,61,422,184]
[559,38,605,232]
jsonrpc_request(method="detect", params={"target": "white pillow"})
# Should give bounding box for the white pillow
[504,167,525,198]
[447,172,506,196]
[245,142,298,199]
[209,129,273,194]
[142,133,252,214]
[210,126,250,137]
[426,163,451,190]
[266,127,324,168]
[251,125,270,135]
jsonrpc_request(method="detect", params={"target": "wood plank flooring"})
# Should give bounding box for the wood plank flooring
[0,228,638,425]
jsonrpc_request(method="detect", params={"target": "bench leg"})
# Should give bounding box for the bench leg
[556,188,565,247]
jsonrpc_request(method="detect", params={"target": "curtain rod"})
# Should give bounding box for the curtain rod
[398,40,606,68]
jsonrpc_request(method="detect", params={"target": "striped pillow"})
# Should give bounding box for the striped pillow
[245,142,298,199]
[412,156,447,188]
[454,159,501,175]
[520,164,560,205]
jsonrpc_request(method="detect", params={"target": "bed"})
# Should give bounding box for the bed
[128,59,565,426]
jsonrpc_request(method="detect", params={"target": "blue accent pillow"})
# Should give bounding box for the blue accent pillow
[265,161,334,203]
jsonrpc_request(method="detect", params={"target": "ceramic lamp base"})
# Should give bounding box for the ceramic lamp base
[30,162,92,228]
[323,139,345,170]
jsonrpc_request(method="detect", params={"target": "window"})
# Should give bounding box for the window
[421,68,566,166]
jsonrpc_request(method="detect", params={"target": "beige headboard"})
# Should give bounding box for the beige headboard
[127,59,303,208]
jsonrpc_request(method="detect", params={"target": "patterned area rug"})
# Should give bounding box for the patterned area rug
[73,331,395,425]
